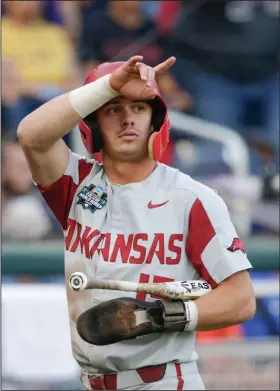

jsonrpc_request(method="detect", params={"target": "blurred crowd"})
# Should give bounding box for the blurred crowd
[1,4,279,385]
[2,0,279,242]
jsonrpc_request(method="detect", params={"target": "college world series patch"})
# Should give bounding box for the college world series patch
[77,184,107,213]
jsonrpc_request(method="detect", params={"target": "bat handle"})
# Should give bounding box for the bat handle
[69,272,88,291]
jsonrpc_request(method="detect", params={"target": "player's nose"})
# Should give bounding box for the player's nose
[120,108,135,127]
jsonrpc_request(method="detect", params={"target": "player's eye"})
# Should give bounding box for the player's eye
[106,106,120,115]
[133,105,145,113]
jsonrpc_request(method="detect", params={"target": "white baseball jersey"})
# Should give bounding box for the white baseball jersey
[38,150,252,375]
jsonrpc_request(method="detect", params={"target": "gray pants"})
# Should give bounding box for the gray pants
[83,362,205,390]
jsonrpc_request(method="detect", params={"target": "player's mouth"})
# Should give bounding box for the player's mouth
[118,130,139,140]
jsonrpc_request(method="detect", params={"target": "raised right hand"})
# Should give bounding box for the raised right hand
[109,55,176,100]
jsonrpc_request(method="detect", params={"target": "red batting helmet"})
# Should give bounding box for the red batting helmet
[78,62,170,162]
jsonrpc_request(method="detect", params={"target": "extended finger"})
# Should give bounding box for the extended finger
[146,67,155,88]
[135,62,149,82]
[125,55,144,69]
[154,56,176,74]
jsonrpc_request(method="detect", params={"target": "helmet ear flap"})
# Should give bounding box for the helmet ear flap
[78,116,103,156]
[81,111,103,154]
[79,120,94,154]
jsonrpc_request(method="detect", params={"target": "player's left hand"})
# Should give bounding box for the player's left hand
[76,297,189,345]
[109,55,176,100]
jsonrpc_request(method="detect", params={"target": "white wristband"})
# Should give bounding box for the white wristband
[184,301,198,331]
[68,74,118,118]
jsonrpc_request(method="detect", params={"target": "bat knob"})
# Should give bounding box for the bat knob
[69,272,88,291]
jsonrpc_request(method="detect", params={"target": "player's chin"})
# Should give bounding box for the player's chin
[116,144,147,160]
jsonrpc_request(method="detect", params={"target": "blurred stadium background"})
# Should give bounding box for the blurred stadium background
[1,1,279,390]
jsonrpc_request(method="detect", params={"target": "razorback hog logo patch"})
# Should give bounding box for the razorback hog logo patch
[227,238,246,254]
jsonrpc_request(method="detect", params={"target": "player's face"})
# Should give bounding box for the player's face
[2,142,33,194]
[4,1,42,19]
[109,1,142,13]
[97,97,153,162]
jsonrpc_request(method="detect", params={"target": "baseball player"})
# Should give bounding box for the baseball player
[18,55,256,390]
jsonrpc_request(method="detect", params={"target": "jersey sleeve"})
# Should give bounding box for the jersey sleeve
[185,190,252,288]
[37,151,94,231]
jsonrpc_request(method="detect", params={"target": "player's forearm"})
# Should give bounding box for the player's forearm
[17,74,118,152]
[194,271,256,331]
